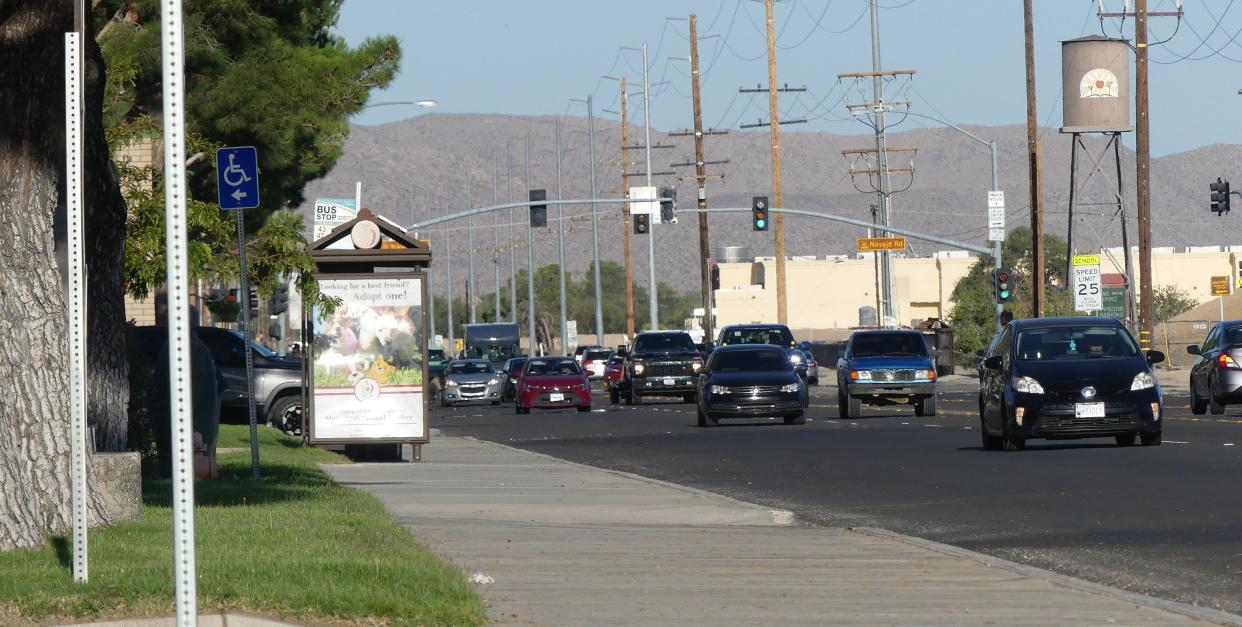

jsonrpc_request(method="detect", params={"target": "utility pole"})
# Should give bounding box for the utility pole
[573,95,605,346]
[1023,0,1046,318]
[507,143,517,322]
[556,117,568,354]
[670,13,730,345]
[493,157,502,322]
[1134,0,1154,351]
[445,180,455,355]
[466,169,476,325]
[620,77,636,339]
[526,136,536,355]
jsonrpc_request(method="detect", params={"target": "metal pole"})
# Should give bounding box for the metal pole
[1115,134,1137,328]
[508,144,517,322]
[446,180,455,356]
[467,169,476,324]
[526,137,537,354]
[870,0,895,327]
[494,161,502,322]
[587,95,604,346]
[235,211,260,481]
[641,42,658,330]
[64,26,89,584]
[556,118,568,355]
[991,141,1003,332]
[160,0,199,620]
[1066,136,1078,284]
[429,241,436,341]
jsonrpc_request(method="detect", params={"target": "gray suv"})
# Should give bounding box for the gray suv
[131,326,304,434]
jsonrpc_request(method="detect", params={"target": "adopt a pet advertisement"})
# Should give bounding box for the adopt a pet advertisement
[312,277,426,440]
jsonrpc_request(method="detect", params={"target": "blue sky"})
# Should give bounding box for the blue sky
[337,0,1241,157]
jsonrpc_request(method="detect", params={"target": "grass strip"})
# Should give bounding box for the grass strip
[0,425,486,626]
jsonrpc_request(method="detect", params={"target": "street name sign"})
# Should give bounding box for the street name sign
[1072,254,1102,312]
[858,237,907,252]
[1212,275,1231,296]
[216,146,259,210]
[987,191,1005,242]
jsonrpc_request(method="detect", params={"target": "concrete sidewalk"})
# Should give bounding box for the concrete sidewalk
[325,435,1242,626]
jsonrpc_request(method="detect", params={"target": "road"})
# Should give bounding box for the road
[432,374,1242,615]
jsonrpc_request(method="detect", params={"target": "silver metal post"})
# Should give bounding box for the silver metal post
[991,141,1003,332]
[556,118,567,354]
[493,160,502,322]
[642,42,658,330]
[870,0,896,327]
[508,144,517,322]
[586,95,604,346]
[160,0,199,620]
[526,137,537,355]
[429,243,436,341]
[445,180,455,355]
[235,211,260,481]
[467,169,476,324]
[64,29,89,584]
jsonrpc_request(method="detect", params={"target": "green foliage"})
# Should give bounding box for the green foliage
[97,0,399,311]
[1153,284,1198,323]
[948,227,1076,355]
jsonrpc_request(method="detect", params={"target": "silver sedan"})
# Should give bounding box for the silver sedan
[441,359,504,407]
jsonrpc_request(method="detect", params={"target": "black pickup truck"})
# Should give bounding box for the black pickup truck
[611,330,703,405]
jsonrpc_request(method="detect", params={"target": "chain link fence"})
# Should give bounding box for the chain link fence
[1155,319,1213,368]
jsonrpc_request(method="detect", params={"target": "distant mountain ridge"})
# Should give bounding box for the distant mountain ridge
[297,113,1242,296]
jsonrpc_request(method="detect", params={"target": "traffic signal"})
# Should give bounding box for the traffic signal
[269,283,289,315]
[529,189,547,227]
[227,288,238,303]
[752,196,769,231]
[658,185,677,224]
[993,267,1013,304]
[247,284,260,318]
[633,211,650,235]
[1210,178,1231,215]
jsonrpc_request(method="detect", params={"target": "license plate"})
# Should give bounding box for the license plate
[1075,402,1105,418]
[549,393,564,402]
[663,378,675,386]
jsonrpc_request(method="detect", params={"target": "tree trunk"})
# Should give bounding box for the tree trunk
[0,2,109,551]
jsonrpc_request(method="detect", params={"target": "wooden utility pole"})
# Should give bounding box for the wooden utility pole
[1135,0,1154,350]
[1023,0,1046,318]
[620,76,636,340]
[689,14,714,343]
[764,0,789,325]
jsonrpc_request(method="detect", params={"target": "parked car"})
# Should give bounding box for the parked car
[500,357,529,402]
[799,349,819,386]
[441,359,503,407]
[836,330,938,419]
[603,353,625,390]
[515,357,591,414]
[581,348,614,380]
[613,330,702,405]
[129,325,304,434]
[695,344,807,427]
[1187,320,1242,415]
[979,316,1163,451]
[573,345,606,363]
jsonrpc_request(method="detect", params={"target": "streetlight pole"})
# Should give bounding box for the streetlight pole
[507,144,517,323]
[493,158,502,322]
[642,42,658,330]
[556,118,568,355]
[526,136,536,355]
[445,180,454,355]
[467,168,476,325]
[572,95,605,346]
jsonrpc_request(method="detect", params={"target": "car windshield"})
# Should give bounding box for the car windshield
[448,361,494,374]
[711,349,792,372]
[607,355,624,364]
[585,350,612,361]
[720,326,794,346]
[851,333,928,357]
[633,334,695,352]
[428,349,446,361]
[467,345,516,362]
[1016,326,1139,360]
[526,360,582,376]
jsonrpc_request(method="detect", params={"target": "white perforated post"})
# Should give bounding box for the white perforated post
[160,1,198,624]
[64,31,89,584]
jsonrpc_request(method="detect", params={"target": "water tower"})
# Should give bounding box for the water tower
[1060,35,1136,325]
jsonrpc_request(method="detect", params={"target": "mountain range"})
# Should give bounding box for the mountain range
[296,113,1242,296]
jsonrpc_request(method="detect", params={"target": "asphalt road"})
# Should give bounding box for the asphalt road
[432,374,1242,615]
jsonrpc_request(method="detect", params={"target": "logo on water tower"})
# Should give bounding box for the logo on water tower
[1079,68,1119,99]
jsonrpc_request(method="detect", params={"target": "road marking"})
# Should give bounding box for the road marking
[1165,440,1190,444]
[1226,443,1236,447]
[923,424,943,428]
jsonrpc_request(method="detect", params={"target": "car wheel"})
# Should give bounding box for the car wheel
[266,395,301,436]
[1003,434,1026,451]
[628,386,641,406]
[808,377,818,386]
[838,387,858,419]
[682,393,695,404]
[980,416,1003,451]
[783,413,805,425]
[609,387,620,405]
[577,405,591,413]
[697,406,714,428]
[917,394,938,417]
[515,404,529,415]
[491,400,502,406]
[1115,433,1136,447]
[1191,379,1207,415]
[1141,430,1162,446]
[1209,378,1226,415]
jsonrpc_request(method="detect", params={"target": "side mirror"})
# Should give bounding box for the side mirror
[1147,350,1166,365]
[799,341,812,351]
[974,350,985,358]
[1186,345,1201,355]
[983,355,1003,370]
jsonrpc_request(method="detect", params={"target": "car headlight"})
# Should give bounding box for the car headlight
[710,384,731,395]
[850,370,871,381]
[488,378,501,385]
[446,380,459,387]
[692,359,703,372]
[1131,371,1156,391]
[633,363,646,375]
[780,383,800,393]
[789,353,803,364]
[1013,376,1044,394]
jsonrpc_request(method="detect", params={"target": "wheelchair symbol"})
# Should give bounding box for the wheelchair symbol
[222,152,252,187]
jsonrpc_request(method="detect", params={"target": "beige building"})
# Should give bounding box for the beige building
[713,246,1242,340]
[116,138,161,325]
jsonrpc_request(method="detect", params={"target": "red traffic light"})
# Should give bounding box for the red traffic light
[997,271,1009,282]
[226,288,238,303]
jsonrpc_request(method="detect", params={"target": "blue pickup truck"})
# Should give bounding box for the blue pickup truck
[836,329,938,419]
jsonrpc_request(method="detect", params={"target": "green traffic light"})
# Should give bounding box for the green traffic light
[1000,290,1010,299]
[756,219,766,229]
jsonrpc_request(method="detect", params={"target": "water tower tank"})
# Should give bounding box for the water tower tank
[713,246,752,263]
[1061,36,1132,133]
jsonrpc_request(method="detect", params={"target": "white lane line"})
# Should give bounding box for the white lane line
[923,424,943,428]
[1165,440,1190,444]
[1226,443,1236,447]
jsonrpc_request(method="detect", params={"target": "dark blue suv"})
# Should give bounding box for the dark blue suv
[836,330,938,419]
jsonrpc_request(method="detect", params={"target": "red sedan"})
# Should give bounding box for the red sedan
[516,357,592,414]
[603,354,625,390]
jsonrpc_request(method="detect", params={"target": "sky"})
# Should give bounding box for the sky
[336,0,1241,158]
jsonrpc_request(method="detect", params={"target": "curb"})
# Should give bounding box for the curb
[453,435,796,526]
[852,527,1242,626]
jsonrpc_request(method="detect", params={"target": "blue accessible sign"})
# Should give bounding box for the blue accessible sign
[216,146,260,210]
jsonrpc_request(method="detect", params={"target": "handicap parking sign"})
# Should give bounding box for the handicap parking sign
[215,146,260,210]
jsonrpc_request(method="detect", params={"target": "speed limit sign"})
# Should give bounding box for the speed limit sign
[1072,254,1102,312]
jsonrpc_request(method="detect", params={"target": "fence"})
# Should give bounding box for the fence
[1158,319,1212,368]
